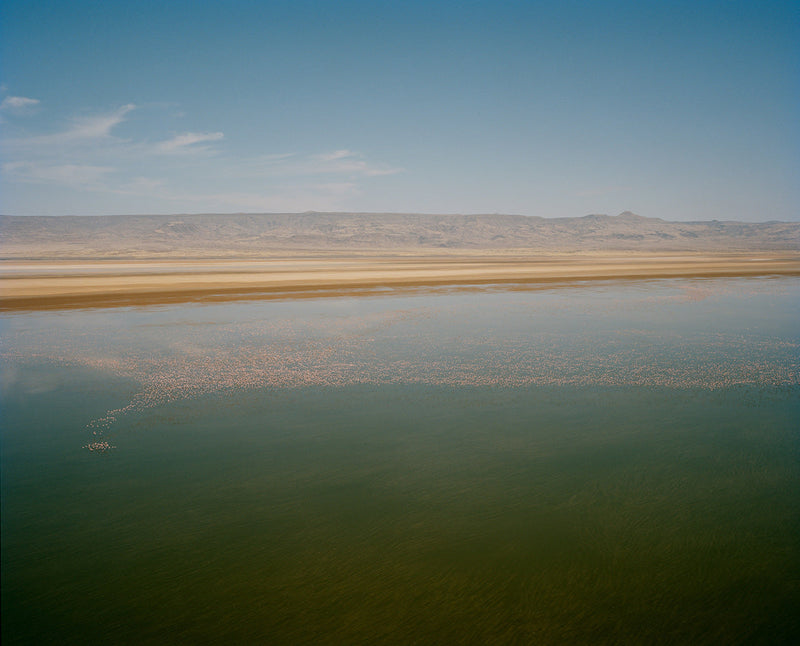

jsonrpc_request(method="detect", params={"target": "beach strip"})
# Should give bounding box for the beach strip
[2,253,799,311]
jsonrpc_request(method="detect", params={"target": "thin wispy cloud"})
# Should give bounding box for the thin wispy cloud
[310,149,402,176]
[0,96,40,112]
[2,157,360,212]
[3,161,114,188]
[315,149,354,162]
[167,181,362,212]
[1,102,401,214]
[239,149,403,179]
[157,131,224,153]
[59,104,136,141]
[5,104,137,149]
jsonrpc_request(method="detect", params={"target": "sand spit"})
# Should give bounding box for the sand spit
[2,252,799,312]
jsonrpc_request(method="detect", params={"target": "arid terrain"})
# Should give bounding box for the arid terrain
[2,211,799,257]
[2,212,798,310]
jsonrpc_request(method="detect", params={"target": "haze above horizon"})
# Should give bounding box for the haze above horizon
[1,0,798,221]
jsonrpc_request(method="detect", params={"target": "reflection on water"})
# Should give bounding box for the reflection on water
[1,277,799,644]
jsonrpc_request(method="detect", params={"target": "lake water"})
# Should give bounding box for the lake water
[2,277,798,644]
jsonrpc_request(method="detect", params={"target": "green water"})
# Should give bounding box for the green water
[2,278,799,644]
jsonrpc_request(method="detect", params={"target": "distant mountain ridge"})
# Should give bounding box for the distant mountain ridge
[1,212,798,258]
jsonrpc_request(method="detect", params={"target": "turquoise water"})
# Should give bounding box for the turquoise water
[2,277,799,644]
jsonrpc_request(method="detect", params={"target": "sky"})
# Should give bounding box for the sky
[1,0,798,221]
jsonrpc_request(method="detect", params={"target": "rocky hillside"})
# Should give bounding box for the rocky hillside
[1,211,798,258]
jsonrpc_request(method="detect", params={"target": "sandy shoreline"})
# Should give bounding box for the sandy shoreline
[2,252,799,311]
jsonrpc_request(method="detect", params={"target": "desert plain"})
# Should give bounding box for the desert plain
[2,251,800,311]
[1,212,799,310]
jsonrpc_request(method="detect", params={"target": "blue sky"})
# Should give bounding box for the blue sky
[1,0,798,220]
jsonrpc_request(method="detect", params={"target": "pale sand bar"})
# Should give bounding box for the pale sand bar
[2,252,799,311]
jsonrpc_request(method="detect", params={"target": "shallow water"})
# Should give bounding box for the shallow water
[2,277,799,644]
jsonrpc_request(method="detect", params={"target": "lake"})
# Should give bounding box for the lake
[2,276,798,644]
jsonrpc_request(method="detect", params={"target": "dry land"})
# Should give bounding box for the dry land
[2,251,799,311]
